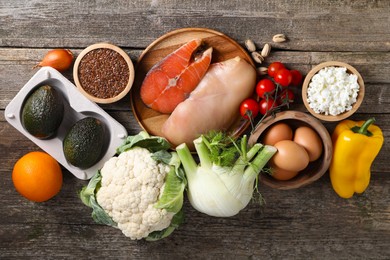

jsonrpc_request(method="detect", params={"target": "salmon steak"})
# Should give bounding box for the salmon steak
[140,39,213,114]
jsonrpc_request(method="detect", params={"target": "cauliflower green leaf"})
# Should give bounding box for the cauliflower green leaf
[79,171,116,227]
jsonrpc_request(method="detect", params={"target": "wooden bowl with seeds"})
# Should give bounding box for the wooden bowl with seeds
[73,43,135,104]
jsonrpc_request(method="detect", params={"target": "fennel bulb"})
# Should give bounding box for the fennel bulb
[176,132,276,217]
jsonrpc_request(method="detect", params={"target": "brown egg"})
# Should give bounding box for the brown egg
[262,123,293,146]
[271,140,309,172]
[293,126,323,162]
[269,161,299,181]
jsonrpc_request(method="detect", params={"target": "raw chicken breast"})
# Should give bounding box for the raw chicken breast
[161,56,256,148]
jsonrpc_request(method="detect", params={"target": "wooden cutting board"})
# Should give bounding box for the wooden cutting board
[131,27,255,141]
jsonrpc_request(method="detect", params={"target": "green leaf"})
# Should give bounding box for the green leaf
[145,209,185,241]
[117,131,171,154]
[79,171,117,227]
[169,152,187,184]
[151,150,173,165]
[89,193,117,227]
[79,170,102,207]
[146,226,176,242]
[154,153,186,213]
[203,131,241,167]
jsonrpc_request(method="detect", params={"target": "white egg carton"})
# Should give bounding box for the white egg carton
[5,67,128,180]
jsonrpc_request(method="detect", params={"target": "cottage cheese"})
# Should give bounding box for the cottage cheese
[307,66,359,116]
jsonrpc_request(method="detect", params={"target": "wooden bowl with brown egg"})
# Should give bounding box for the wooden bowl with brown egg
[248,111,332,190]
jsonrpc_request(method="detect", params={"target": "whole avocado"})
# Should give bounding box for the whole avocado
[63,117,105,169]
[22,85,64,139]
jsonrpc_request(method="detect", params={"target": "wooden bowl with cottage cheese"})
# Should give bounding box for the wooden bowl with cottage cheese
[302,61,365,121]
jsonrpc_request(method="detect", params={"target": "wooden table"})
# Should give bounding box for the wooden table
[1,1,389,258]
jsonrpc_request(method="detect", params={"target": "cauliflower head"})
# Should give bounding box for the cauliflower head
[80,131,186,241]
[97,147,174,240]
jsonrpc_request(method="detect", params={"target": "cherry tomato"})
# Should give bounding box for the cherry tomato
[240,98,259,119]
[274,68,293,87]
[259,98,276,115]
[278,89,295,104]
[290,70,303,86]
[268,62,285,78]
[256,79,276,99]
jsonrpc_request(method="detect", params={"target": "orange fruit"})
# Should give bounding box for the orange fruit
[12,151,63,202]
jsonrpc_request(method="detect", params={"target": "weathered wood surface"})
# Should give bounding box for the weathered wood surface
[1,0,390,259]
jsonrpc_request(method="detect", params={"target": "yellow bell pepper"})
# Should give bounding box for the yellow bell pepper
[330,118,384,199]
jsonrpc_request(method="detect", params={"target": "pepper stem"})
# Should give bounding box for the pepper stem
[352,118,375,137]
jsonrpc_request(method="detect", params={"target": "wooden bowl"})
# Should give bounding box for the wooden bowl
[130,27,254,139]
[248,111,332,190]
[73,43,135,104]
[302,61,365,121]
